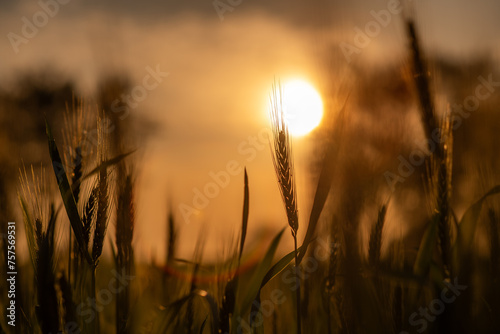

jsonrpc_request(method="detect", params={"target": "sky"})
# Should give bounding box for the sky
[1,0,499,261]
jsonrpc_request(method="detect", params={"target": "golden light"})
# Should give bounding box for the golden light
[282,79,323,137]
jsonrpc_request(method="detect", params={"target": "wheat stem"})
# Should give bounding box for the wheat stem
[269,81,301,334]
[294,234,302,334]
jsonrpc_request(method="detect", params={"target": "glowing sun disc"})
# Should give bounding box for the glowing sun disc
[282,80,323,136]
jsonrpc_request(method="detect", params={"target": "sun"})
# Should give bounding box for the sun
[281,79,323,137]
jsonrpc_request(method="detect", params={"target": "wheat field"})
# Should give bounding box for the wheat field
[1,2,500,334]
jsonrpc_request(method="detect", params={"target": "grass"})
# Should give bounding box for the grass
[2,17,500,334]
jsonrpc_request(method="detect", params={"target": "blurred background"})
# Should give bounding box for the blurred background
[1,0,499,262]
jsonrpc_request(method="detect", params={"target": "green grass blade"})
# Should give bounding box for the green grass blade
[239,168,249,260]
[235,228,285,318]
[452,185,500,272]
[199,317,207,334]
[261,244,306,288]
[153,290,218,333]
[297,150,333,264]
[152,295,190,332]
[250,294,264,334]
[45,119,92,265]
[248,245,305,334]
[80,150,135,184]
[192,289,219,334]
[297,101,347,264]
[413,213,439,278]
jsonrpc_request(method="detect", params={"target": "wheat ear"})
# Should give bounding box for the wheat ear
[269,81,301,334]
[269,82,299,236]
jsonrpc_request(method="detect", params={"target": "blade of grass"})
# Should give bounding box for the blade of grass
[199,317,207,334]
[297,100,347,264]
[80,151,135,184]
[452,185,500,272]
[249,243,307,333]
[45,119,92,265]
[221,170,250,334]
[261,243,307,288]
[406,19,439,153]
[152,295,190,333]
[368,205,388,266]
[192,289,219,334]
[166,210,176,265]
[235,228,285,319]
[239,168,249,260]
[413,213,439,278]
[250,294,265,334]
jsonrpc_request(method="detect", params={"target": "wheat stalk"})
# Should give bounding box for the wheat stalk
[92,167,109,266]
[19,165,60,333]
[90,114,111,334]
[59,273,77,331]
[269,81,299,236]
[406,19,440,155]
[436,114,453,279]
[116,172,135,334]
[82,183,98,248]
[62,100,91,286]
[407,18,453,279]
[269,80,301,334]
[62,99,92,204]
[116,174,134,265]
[392,284,403,332]
[424,112,453,279]
[18,164,48,273]
[36,204,59,334]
